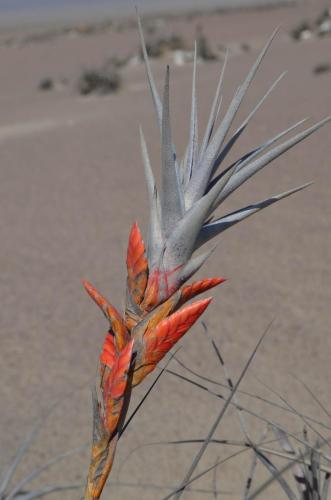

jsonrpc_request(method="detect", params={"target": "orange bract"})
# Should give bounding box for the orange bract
[100,332,116,368]
[141,269,160,311]
[103,340,134,434]
[180,277,226,305]
[126,223,148,306]
[132,297,212,385]
[83,280,129,351]
[104,340,134,401]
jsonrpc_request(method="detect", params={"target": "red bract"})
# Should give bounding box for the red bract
[132,297,212,385]
[102,339,134,434]
[99,332,116,368]
[83,280,129,351]
[126,222,148,307]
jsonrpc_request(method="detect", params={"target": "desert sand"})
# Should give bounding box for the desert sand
[0,1,331,498]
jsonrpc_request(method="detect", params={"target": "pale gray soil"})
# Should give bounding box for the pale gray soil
[0,1,330,499]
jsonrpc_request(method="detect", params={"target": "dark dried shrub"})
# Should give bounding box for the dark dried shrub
[143,39,163,58]
[197,32,217,61]
[38,78,54,91]
[313,63,331,75]
[77,64,121,96]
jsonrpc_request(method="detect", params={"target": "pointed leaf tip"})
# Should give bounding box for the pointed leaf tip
[197,181,313,249]
[127,222,146,267]
[83,280,129,351]
[83,280,107,310]
[180,277,226,304]
[137,10,163,128]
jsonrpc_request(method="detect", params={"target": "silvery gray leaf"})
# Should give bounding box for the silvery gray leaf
[139,127,163,267]
[161,67,185,238]
[183,42,199,190]
[211,115,331,211]
[198,51,228,162]
[186,29,279,205]
[197,183,312,248]
[210,71,287,179]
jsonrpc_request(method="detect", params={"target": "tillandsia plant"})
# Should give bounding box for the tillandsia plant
[83,15,331,499]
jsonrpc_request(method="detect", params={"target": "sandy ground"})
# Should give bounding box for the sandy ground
[0,1,331,499]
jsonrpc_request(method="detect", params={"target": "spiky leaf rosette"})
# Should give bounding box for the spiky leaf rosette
[84,16,330,499]
[137,19,330,307]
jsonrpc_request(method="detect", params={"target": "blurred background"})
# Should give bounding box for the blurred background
[0,0,330,498]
